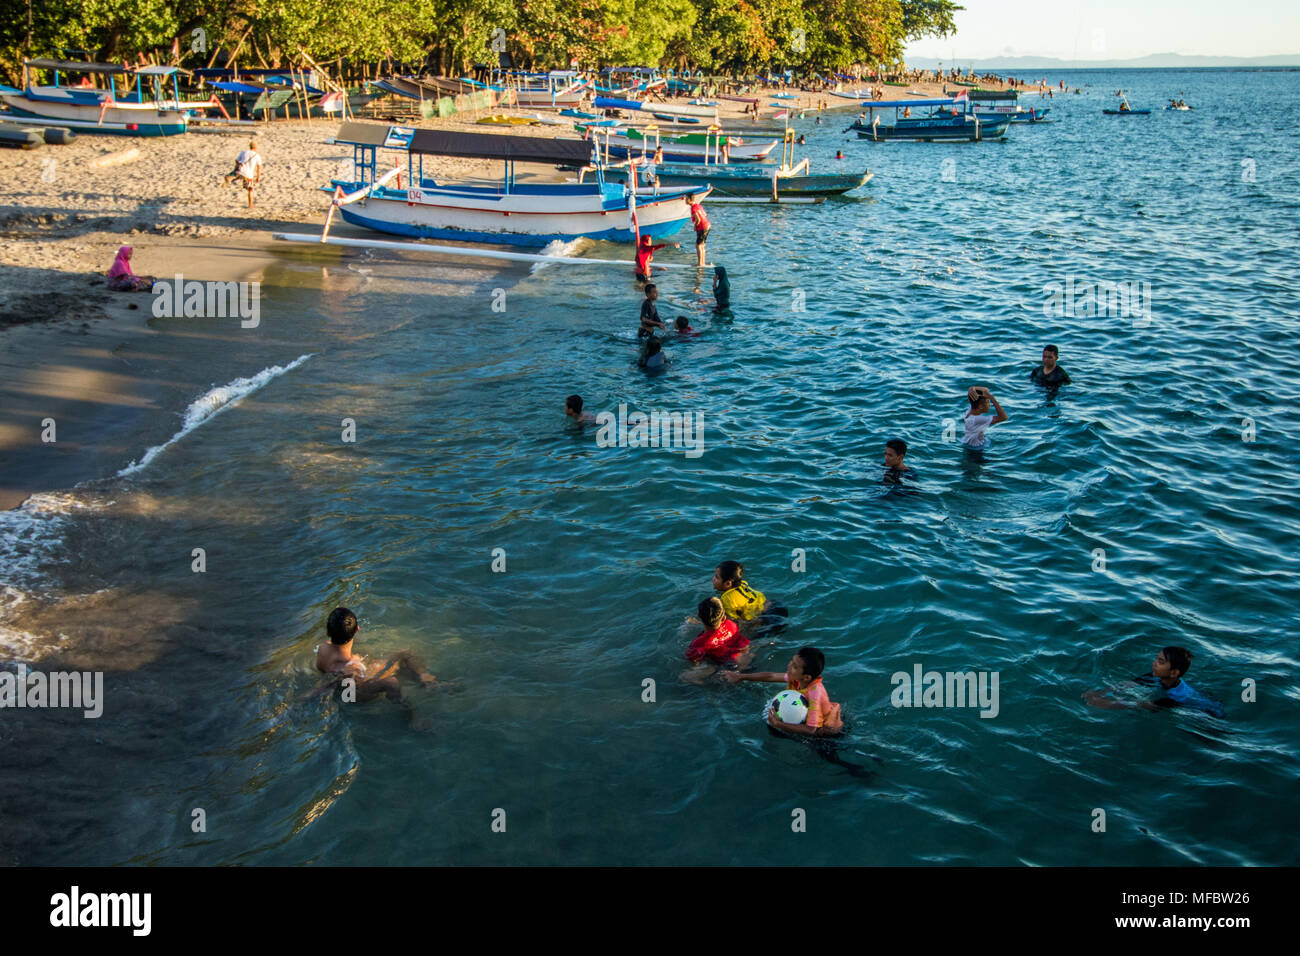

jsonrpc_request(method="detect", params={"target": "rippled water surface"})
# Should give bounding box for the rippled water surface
[3,69,1299,865]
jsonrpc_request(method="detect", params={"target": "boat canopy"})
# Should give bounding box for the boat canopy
[25,57,127,74]
[864,98,961,108]
[135,65,182,76]
[334,121,394,147]
[408,129,592,165]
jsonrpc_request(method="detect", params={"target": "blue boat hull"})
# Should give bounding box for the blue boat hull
[853,114,1010,142]
[338,206,690,246]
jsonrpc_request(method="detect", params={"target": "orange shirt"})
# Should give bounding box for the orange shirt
[785,675,833,727]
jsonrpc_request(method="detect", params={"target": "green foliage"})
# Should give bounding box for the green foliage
[0,0,962,83]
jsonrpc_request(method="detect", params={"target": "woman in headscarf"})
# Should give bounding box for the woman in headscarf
[106,246,154,292]
[712,265,730,311]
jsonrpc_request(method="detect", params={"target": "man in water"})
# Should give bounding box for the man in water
[882,438,916,485]
[1030,344,1071,388]
[313,607,436,703]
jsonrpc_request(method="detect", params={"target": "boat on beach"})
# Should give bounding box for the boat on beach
[324,121,705,246]
[0,58,189,136]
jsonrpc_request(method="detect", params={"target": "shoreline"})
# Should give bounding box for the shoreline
[0,75,1043,510]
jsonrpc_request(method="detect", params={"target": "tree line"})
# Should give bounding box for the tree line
[1,0,961,84]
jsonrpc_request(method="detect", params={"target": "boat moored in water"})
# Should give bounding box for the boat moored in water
[849,98,1012,142]
[324,122,705,246]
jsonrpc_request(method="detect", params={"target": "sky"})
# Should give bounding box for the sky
[904,0,1300,61]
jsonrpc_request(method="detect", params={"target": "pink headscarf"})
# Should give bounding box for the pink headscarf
[108,246,134,279]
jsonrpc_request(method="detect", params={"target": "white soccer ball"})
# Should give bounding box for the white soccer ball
[772,689,809,724]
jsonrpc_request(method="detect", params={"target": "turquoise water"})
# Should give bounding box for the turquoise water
[3,69,1299,865]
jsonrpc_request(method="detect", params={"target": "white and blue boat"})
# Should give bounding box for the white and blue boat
[325,122,705,247]
[0,58,189,136]
[849,98,1011,142]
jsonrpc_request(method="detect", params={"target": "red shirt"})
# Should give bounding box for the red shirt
[685,619,750,663]
[635,241,665,275]
[690,202,710,233]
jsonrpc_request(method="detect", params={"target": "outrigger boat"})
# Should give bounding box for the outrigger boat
[0,58,189,136]
[966,89,1049,123]
[322,121,706,247]
[605,129,872,200]
[849,98,1011,142]
[577,123,777,162]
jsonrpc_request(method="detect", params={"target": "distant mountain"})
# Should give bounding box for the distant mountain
[906,53,1300,71]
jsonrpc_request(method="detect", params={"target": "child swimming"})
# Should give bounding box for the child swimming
[639,337,667,370]
[712,560,788,634]
[722,646,844,736]
[312,607,437,704]
[685,597,751,665]
[674,316,697,336]
[962,386,1008,449]
[638,283,666,338]
[565,394,596,424]
[1085,645,1224,718]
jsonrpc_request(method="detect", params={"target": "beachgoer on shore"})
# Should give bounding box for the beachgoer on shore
[688,193,710,268]
[106,246,154,292]
[224,139,263,208]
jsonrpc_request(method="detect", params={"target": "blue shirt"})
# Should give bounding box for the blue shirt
[1133,674,1224,718]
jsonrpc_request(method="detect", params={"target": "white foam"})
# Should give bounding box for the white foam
[118,354,313,477]
[0,492,108,593]
[530,238,587,275]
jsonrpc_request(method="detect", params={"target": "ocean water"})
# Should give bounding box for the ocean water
[2,68,1298,866]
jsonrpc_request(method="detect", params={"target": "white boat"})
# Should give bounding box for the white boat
[325,122,705,247]
[0,59,189,136]
[510,70,589,108]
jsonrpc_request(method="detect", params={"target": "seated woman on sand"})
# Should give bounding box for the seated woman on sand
[106,246,154,292]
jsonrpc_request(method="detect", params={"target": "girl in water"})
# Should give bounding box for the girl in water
[712,265,730,311]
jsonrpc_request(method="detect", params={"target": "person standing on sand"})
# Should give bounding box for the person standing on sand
[224,139,263,208]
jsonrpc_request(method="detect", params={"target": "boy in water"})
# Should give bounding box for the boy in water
[688,194,710,268]
[883,437,916,484]
[565,394,596,424]
[638,283,666,338]
[1030,344,1071,388]
[963,386,1008,449]
[1085,645,1224,718]
[722,647,844,736]
[674,316,697,337]
[313,607,436,703]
